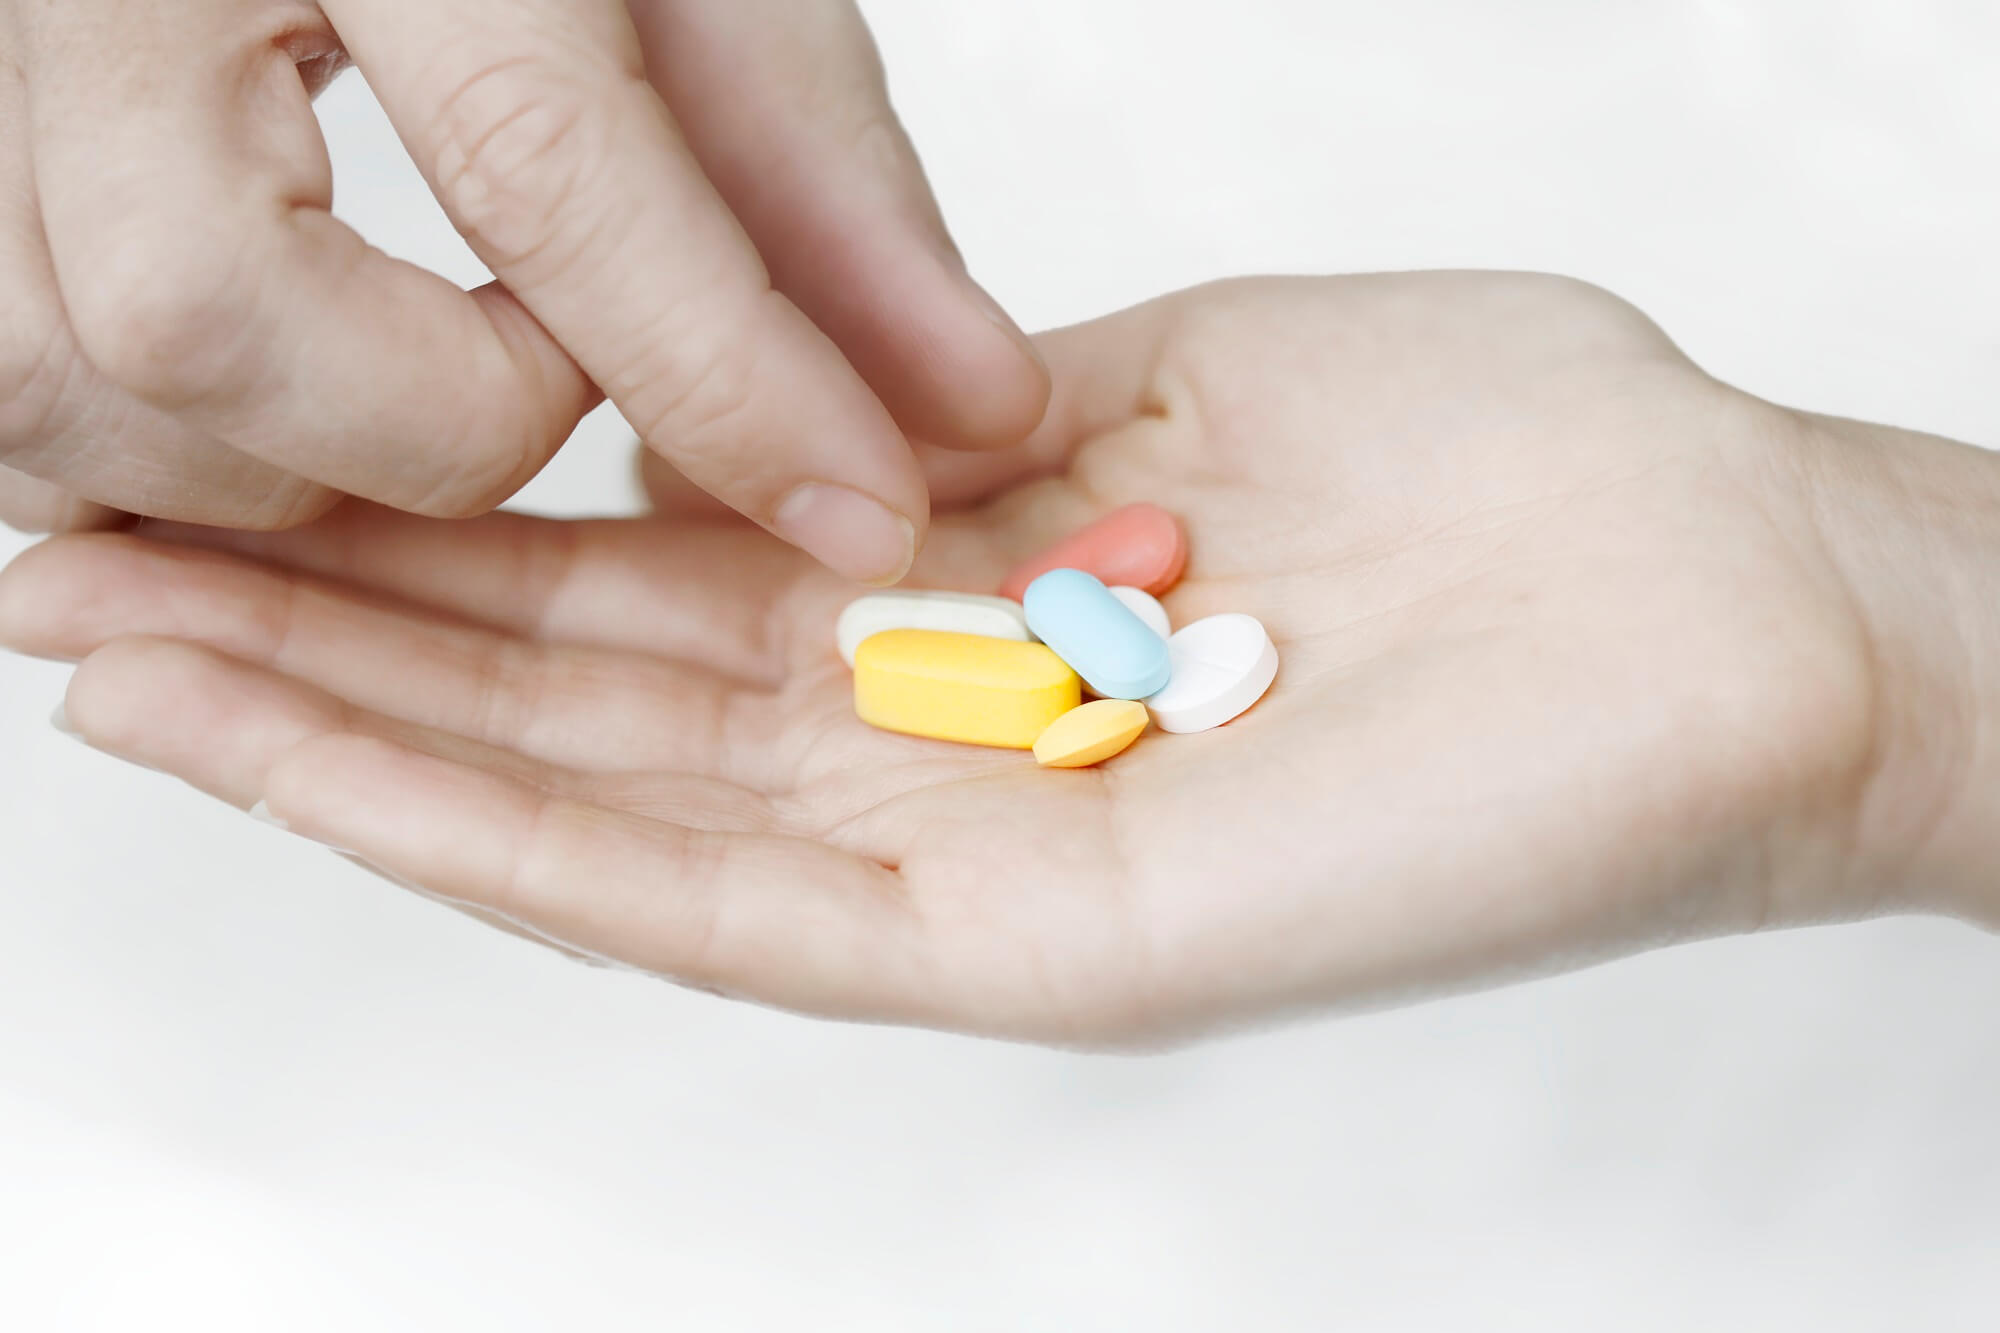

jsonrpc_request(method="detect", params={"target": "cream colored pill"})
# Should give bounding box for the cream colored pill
[836,590,1031,666]
[1107,585,1171,640]
[1034,699,1149,768]
[1145,613,1279,733]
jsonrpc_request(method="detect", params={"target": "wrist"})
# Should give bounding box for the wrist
[1783,410,2000,924]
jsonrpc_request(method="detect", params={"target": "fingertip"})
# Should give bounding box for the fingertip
[770,482,919,586]
[931,274,1053,450]
[0,532,277,663]
[0,535,97,656]
[64,634,199,756]
[469,280,602,440]
[839,260,1054,454]
[0,546,42,652]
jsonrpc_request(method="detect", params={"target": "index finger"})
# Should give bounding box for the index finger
[323,0,930,583]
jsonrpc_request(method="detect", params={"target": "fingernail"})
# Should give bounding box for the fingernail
[773,484,916,586]
[251,800,360,855]
[49,702,167,773]
[248,800,354,852]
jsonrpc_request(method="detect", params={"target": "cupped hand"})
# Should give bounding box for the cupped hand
[0,0,1045,583]
[0,274,1911,1043]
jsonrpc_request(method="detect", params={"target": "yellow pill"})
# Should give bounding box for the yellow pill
[855,629,1081,749]
[1033,698,1149,768]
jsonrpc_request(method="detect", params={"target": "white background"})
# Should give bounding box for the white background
[5,2,2000,1327]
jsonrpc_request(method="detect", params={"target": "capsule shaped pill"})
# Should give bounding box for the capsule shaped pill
[854,629,1081,749]
[1022,569,1171,700]
[1034,699,1149,768]
[1000,503,1188,602]
[1107,585,1171,640]
[1145,614,1278,734]
[836,590,1030,667]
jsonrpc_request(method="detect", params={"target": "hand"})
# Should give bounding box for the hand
[0,0,1046,582]
[3,274,1991,1045]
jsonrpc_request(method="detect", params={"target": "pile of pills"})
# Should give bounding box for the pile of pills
[839,504,1279,768]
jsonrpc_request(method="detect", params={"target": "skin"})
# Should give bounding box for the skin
[0,0,1048,582]
[2,273,1995,1046]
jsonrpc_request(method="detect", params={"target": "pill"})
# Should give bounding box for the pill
[854,629,1080,749]
[999,503,1188,602]
[1074,584,1172,699]
[1145,613,1279,733]
[836,590,1031,667]
[1022,569,1171,700]
[1034,699,1149,768]
[1107,585,1171,640]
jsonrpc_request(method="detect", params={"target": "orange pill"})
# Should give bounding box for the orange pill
[999,503,1188,602]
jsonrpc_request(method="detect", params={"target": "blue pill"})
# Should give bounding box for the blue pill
[1022,568,1171,700]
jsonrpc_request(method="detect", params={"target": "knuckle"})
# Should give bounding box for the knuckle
[619,311,766,473]
[1470,272,1665,346]
[65,234,260,406]
[419,51,631,277]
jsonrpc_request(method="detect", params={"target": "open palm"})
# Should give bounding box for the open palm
[0,275,1876,1043]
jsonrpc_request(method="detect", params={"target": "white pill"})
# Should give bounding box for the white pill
[1107,585,1171,640]
[836,590,1032,666]
[1145,613,1278,733]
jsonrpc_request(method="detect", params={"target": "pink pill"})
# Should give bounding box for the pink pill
[999,504,1188,602]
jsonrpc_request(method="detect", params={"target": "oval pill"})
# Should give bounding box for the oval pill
[1022,569,1171,700]
[1107,585,1171,640]
[1000,503,1189,602]
[1075,589,1170,698]
[1034,699,1149,768]
[1145,613,1279,734]
[836,590,1030,666]
[854,629,1080,749]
